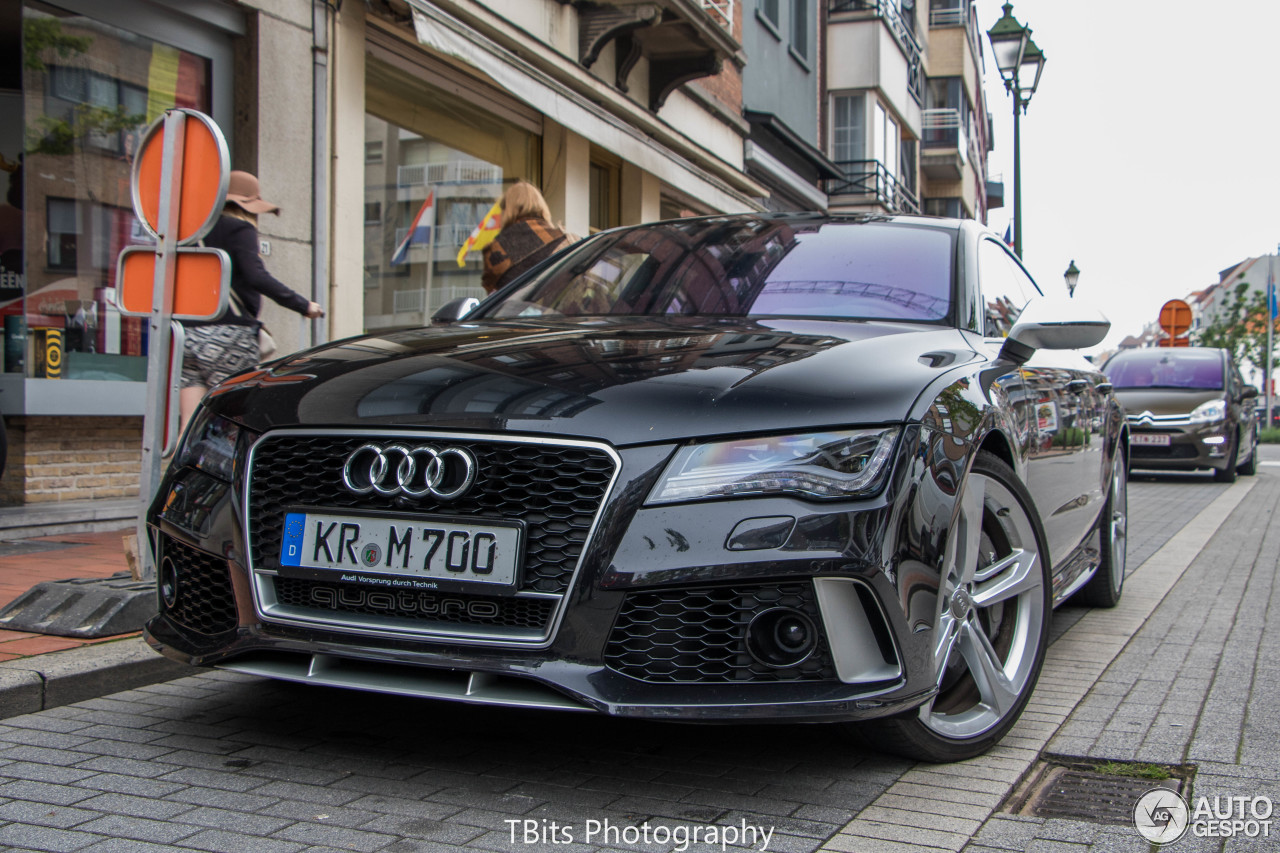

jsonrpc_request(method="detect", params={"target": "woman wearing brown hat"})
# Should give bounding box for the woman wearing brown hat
[178,170,324,434]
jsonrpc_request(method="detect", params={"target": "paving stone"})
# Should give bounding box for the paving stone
[0,822,106,852]
[0,799,99,829]
[73,814,202,844]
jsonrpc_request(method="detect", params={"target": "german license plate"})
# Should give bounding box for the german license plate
[278,510,522,592]
[1130,433,1171,446]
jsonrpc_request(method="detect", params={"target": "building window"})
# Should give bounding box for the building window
[363,201,382,225]
[924,198,962,219]
[832,93,865,165]
[791,0,809,60]
[759,0,780,29]
[365,141,384,164]
[589,154,620,234]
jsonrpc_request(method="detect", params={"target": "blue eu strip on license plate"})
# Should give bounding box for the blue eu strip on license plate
[278,510,521,589]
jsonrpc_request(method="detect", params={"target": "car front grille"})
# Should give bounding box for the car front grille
[159,535,238,635]
[604,582,838,683]
[246,432,616,643]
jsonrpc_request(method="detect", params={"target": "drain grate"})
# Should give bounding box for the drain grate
[1006,758,1194,826]
[1033,769,1179,823]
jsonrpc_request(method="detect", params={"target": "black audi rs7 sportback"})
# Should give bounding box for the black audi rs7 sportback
[146,213,1127,761]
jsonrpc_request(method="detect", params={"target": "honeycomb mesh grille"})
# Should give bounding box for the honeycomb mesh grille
[604,583,837,683]
[161,536,238,635]
[273,577,554,629]
[247,434,615,597]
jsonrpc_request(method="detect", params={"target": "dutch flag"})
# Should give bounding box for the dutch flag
[391,191,435,266]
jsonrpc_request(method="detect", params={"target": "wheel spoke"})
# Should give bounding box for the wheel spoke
[954,473,987,588]
[958,620,1020,717]
[971,548,1040,608]
[932,610,960,685]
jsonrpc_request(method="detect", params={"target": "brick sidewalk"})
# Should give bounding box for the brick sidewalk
[0,529,137,661]
[966,473,1280,853]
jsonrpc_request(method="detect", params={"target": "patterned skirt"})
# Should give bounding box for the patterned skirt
[181,324,259,388]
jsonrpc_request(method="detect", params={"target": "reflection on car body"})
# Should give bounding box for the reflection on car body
[146,214,1128,762]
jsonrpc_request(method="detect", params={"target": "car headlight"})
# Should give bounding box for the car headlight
[647,427,899,504]
[175,409,251,482]
[1189,400,1226,425]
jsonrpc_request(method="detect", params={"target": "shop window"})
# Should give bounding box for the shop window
[7,3,217,380]
[362,55,540,331]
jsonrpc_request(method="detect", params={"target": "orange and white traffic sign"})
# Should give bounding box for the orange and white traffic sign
[1159,299,1192,338]
[116,247,229,319]
[121,108,231,581]
[131,109,228,244]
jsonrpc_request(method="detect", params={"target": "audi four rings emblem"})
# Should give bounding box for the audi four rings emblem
[342,443,477,500]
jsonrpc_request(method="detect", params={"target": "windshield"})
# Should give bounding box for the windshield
[1104,349,1225,390]
[472,217,956,323]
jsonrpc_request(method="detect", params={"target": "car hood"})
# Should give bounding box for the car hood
[1113,388,1223,418]
[203,317,976,445]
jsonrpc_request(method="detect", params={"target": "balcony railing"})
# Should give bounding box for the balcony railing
[828,0,924,106]
[392,223,477,254]
[397,160,503,188]
[826,159,921,214]
[922,108,967,158]
[697,0,734,30]
[928,0,966,27]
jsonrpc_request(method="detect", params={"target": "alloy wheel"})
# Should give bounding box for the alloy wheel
[920,471,1047,739]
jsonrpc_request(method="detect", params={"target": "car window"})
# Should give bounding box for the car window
[1103,349,1225,390]
[978,239,1042,337]
[478,218,956,323]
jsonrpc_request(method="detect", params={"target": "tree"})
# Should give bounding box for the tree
[1195,281,1278,380]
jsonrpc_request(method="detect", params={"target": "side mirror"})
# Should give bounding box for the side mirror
[1241,385,1260,401]
[432,296,479,324]
[999,297,1110,365]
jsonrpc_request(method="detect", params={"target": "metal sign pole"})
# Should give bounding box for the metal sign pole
[136,111,187,581]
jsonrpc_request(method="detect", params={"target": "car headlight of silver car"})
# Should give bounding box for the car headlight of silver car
[175,409,252,482]
[1189,400,1226,425]
[648,427,899,504]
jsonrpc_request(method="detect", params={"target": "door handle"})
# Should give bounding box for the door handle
[1066,379,1089,393]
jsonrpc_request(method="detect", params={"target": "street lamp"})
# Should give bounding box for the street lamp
[1064,259,1080,298]
[987,3,1046,260]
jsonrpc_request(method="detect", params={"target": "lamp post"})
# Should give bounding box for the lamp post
[1064,259,1079,298]
[987,3,1045,260]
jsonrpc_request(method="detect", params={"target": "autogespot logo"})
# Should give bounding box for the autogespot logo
[1134,788,1190,844]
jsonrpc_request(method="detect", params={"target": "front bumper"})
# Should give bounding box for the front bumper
[1128,420,1233,470]
[144,425,958,723]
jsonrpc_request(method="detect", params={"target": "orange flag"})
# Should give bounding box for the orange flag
[456,201,502,267]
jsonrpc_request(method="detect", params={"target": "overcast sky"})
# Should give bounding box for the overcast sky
[972,0,1280,351]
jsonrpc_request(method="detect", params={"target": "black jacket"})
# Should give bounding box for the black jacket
[186,215,310,327]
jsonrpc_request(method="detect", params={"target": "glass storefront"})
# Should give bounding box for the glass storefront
[0,0,228,384]
[363,55,539,330]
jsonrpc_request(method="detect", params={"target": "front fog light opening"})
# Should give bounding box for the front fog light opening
[160,556,179,609]
[746,607,817,668]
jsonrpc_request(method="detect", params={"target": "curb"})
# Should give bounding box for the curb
[0,635,194,720]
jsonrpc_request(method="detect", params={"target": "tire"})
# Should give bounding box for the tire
[859,450,1052,762]
[1237,429,1258,476]
[1214,436,1238,483]
[1076,451,1126,607]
